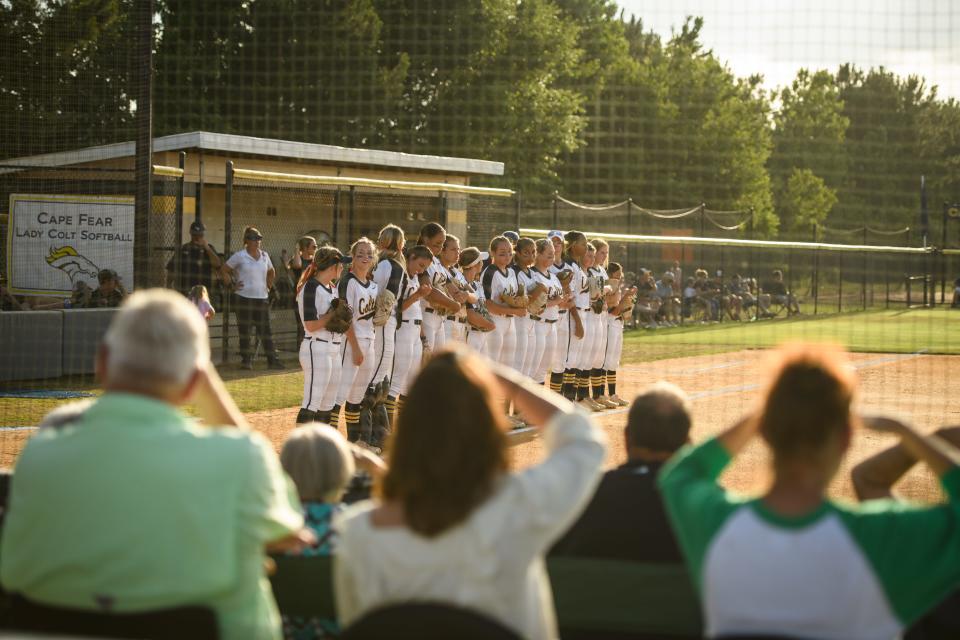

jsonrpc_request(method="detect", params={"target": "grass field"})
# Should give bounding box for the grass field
[1,307,956,428]
[621,307,959,363]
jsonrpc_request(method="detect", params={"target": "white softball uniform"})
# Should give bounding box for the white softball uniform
[603,307,625,373]
[587,266,609,371]
[420,255,448,353]
[513,265,537,376]
[297,279,342,412]
[390,270,424,399]
[444,266,469,343]
[481,264,520,367]
[563,259,589,370]
[530,267,563,384]
[336,273,379,406]
[549,261,571,375]
[465,280,489,354]
[371,257,405,386]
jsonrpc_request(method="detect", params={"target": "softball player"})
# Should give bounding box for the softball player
[587,239,614,408]
[481,235,525,367]
[458,247,494,353]
[560,231,590,405]
[512,237,538,376]
[439,234,470,343]
[530,239,565,385]
[576,244,604,411]
[333,238,380,449]
[295,247,348,426]
[388,245,434,421]
[416,223,459,353]
[371,224,406,388]
[547,230,570,394]
[602,261,632,407]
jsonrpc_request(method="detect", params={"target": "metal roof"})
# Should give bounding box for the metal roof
[0,131,505,177]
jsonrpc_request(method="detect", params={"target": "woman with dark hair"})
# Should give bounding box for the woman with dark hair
[387,245,434,424]
[561,232,592,408]
[416,223,460,354]
[335,347,605,639]
[659,343,960,639]
[295,246,348,425]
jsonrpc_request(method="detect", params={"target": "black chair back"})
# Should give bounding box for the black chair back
[341,602,521,640]
[0,593,219,639]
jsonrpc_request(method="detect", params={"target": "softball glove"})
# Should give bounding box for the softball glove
[372,289,398,327]
[326,298,354,334]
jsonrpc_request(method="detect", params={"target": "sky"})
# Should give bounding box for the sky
[616,0,960,100]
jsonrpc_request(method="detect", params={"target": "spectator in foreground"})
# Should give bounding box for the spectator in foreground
[659,343,960,639]
[0,289,309,640]
[334,347,605,640]
[280,426,386,639]
[551,382,688,562]
[851,425,960,639]
[88,268,127,308]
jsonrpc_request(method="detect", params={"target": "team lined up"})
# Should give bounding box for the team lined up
[293,223,639,453]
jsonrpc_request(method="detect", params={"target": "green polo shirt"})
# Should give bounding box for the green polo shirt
[0,393,304,640]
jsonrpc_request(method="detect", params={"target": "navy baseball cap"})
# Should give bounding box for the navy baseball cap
[503,231,520,243]
[189,220,206,234]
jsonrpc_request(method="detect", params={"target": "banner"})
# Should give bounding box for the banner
[6,194,135,297]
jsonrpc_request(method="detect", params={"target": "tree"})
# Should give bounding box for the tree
[834,65,935,230]
[778,168,837,235]
[0,0,131,158]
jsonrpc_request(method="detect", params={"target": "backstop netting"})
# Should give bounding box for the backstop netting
[1,1,959,513]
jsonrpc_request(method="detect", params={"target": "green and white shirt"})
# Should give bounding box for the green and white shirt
[658,437,960,640]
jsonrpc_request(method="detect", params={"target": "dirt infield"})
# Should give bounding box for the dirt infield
[2,349,958,503]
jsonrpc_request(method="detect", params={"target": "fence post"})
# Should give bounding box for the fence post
[626,198,635,275]
[862,225,868,310]
[552,191,559,229]
[222,161,234,364]
[332,188,341,248]
[838,252,843,314]
[348,186,356,243]
[812,222,820,315]
[172,151,185,294]
[514,190,521,234]
[133,0,153,291]
[942,202,949,304]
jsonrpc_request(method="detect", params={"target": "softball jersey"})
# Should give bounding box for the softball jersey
[444,266,470,343]
[587,265,609,371]
[513,264,538,375]
[421,255,449,352]
[390,270,424,399]
[371,257,405,386]
[563,259,589,370]
[530,268,563,384]
[660,439,960,640]
[465,279,489,354]
[297,279,342,412]
[548,261,571,376]
[336,273,379,407]
[481,264,520,367]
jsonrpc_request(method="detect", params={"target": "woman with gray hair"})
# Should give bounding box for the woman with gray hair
[279,426,384,639]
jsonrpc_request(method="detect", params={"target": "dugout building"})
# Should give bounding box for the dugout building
[0,132,510,379]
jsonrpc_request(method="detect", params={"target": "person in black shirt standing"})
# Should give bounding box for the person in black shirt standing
[550,381,691,563]
[166,220,223,296]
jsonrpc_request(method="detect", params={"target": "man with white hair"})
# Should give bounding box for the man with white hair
[1,289,309,640]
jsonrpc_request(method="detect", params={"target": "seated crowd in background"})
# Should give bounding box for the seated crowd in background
[1,292,957,640]
[624,264,800,326]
